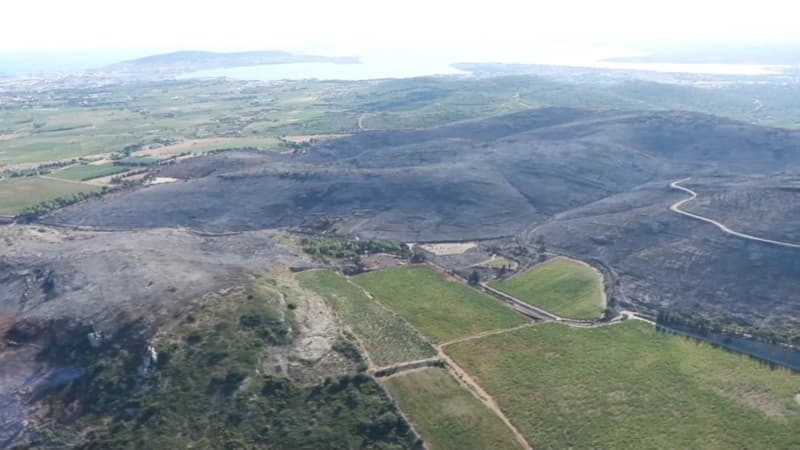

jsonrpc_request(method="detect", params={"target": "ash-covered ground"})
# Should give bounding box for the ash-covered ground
[38,108,800,331]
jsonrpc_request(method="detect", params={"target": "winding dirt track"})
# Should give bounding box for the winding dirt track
[670,178,800,249]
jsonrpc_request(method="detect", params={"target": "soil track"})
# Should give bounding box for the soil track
[670,178,800,249]
[437,344,533,450]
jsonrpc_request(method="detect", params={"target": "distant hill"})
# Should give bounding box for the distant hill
[604,44,800,66]
[100,50,359,77]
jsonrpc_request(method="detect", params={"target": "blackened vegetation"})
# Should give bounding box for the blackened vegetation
[42,108,800,346]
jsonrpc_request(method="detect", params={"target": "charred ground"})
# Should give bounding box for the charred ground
[42,109,800,333]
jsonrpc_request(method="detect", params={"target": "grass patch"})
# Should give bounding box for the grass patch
[385,367,524,450]
[298,270,435,367]
[0,176,99,215]
[490,258,603,319]
[354,266,525,343]
[479,256,517,269]
[446,321,800,449]
[50,163,128,181]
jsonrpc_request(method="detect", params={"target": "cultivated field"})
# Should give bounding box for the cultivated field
[353,266,526,343]
[490,258,604,319]
[446,321,800,449]
[50,163,128,181]
[384,367,524,450]
[134,137,280,157]
[0,177,99,214]
[298,270,435,366]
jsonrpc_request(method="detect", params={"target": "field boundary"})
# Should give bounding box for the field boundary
[372,357,444,378]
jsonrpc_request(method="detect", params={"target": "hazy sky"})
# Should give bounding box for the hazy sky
[3,0,799,61]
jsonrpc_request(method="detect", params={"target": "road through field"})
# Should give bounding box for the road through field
[438,343,533,450]
[670,178,800,249]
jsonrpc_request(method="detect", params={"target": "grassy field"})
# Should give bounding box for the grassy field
[298,270,435,367]
[0,176,100,214]
[384,367,524,450]
[490,258,604,319]
[50,163,128,181]
[446,320,800,449]
[353,266,525,343]
[134,137,281,157]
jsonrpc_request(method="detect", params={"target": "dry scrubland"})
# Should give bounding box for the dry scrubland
[298,270,435,367]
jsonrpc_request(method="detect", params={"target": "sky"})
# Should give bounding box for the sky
[2,0,799,63]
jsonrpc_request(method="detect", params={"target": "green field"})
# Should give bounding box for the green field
[446,321,800,449]
[490,258,604,319]
[353,266,525,343]
[298,270,436,367]
[50,163,128,181]
[0,176,100,215]
[384,368,524,450]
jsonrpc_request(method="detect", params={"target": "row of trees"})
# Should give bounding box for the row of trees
[19,190,107,220]
[300,237,412,260]
[18,178,147,221]
[2,158,82,178]
[656,310,799,347]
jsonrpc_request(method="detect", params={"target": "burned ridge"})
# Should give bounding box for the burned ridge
[42,107,800,329]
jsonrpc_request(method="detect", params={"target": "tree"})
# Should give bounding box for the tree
[409,251,425,263]
[535,235,546,254]
[468,269,480,285]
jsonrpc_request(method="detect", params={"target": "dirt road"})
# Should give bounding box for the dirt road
[670,178,800,249]
[438,343,533,450]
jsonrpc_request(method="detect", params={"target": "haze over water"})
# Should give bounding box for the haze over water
[178,48,783,82]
